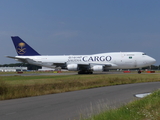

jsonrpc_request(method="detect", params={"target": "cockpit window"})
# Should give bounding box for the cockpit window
[142,53,147,55]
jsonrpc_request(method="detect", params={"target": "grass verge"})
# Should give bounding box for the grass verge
[83,90,160,120]
[0,73,160,100]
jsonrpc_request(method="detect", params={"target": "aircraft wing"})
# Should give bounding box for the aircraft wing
[6,56,30,63]
[7,56,67,68]
[6,56,44,66]
[53,63,67,69]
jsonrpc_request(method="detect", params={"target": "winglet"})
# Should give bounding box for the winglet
[11,36,40,56]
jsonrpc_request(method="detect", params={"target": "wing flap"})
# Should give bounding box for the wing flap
[53,63,66,69]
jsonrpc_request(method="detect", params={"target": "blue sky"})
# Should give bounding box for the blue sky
[0,0,160,65]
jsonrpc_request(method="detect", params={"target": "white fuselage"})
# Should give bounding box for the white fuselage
[15,52,156,70]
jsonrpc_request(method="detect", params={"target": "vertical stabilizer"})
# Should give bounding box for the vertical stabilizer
[11,36,40,56]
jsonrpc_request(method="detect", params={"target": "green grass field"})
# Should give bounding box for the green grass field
[83,90,160,120]
[1,72,160,119]
[0,72,160,100]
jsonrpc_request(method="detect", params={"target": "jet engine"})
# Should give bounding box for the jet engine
[67,64,78,71]
[92,65,103,72]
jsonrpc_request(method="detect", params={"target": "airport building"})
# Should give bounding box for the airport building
[0,67,27,72]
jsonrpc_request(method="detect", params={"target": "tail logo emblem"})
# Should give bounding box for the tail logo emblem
[17,42,26,54]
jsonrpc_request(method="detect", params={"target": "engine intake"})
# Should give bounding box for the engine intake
[92,65,103,72]
[67,64,78,71]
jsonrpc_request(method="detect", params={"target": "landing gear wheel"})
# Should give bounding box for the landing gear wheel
[78,71,83,74]
[89,71,93,74]
[138,70,141,74]
[78,71,93,74]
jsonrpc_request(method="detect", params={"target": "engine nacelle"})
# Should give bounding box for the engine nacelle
[67,64,78,71]
[92,65,103,72]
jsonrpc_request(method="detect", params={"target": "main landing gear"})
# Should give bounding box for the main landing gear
[78,70,93,74]
[138,70,141,74]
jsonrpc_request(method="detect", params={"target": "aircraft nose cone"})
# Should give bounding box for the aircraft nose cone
[152,58,156,64]
[149,57,156,64]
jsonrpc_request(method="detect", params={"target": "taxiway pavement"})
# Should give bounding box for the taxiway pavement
[0,82,160,120]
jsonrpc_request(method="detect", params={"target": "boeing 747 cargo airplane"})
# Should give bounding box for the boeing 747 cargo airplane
[7,36,156,74]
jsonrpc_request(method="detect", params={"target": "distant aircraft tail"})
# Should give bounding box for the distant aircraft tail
[11,36,40,56]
